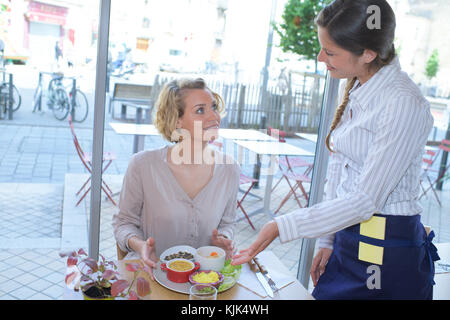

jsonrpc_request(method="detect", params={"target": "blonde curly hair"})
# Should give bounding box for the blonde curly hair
[154,78,225,142]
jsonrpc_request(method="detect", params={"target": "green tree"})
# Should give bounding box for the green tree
[425,49,439,80]
[274,0,332,73]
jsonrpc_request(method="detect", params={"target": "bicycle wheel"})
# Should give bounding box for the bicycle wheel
[71,89,89,123]
[0,88,6,119]
[0,83,22,112]
[47,78,58,109]
[52,88,70,120]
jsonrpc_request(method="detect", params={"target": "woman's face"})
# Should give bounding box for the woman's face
[317,26,374,82]
[176,89,221,143]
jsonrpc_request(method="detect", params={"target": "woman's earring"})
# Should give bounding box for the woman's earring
[174,127,183,142]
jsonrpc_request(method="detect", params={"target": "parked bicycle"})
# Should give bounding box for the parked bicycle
[0,49,21,119]
[33,72,89,122]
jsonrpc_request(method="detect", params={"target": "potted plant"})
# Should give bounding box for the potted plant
[60,248,151,300]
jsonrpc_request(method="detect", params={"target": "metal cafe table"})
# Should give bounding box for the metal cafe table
[109,124,277,154]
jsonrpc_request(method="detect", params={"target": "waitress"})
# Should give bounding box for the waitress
[231,0,439,299]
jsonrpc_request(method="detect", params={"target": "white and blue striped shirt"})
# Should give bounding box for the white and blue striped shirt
[275,57,434,249]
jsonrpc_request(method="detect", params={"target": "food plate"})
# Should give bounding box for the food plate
[154,261,241,295]
[159,245,196,263]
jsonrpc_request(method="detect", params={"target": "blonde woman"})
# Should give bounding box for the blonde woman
[232,0,439,299]
[113,78,240,279]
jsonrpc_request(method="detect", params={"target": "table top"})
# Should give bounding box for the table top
[64,250,313,300]
[234,140,315,157]
[110,122,160,135]
[109,124,278,142]
[295,133,318,143]
[219,128,277,141]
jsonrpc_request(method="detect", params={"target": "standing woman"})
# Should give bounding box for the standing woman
[232,0,439,299]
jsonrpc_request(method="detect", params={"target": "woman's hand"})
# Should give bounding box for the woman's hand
[310,247,332,287]
[231,221,279,265]
[129,236,158,280]
[211,229,235,260]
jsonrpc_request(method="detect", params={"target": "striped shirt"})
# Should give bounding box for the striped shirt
[275,57,434,249]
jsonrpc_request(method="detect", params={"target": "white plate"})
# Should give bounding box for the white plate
[154,261,238,295]
[159,245,196,264]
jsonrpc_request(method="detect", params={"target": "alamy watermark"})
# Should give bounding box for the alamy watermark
[366,264,381,290]
[367,5,381,30]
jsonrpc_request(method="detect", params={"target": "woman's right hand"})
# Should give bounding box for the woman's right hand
[310,247,332,287]
[129,236,158,280]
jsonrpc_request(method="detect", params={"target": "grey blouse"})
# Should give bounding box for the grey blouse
[112,146,240,258]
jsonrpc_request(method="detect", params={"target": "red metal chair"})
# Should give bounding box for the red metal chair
[68,115,117,206]
[267,126,286,142]
[419,139,450,206]
[209,140,257,230]
[273,156,313,214]
[267,126,313,213]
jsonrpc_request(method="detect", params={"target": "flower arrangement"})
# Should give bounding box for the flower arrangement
[60,248,151,300]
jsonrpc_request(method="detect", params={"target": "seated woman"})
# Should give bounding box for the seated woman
[112,78,240,279]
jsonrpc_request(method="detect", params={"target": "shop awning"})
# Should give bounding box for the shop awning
[26,1,68,26]
[26,11,66,26]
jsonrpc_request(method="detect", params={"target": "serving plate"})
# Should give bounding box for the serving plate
[154,261,238,295]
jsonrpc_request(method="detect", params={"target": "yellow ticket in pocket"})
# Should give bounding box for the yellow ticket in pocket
[360,215,386,240]
[358,242,384,265]
[358,215,386,265]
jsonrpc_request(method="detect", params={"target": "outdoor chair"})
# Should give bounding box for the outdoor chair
[267,126,313,213]
[267,126,286,142]
[273,156,313,214]
[419,139,450,206]
[68,114,117,206]
[209,140,257,230]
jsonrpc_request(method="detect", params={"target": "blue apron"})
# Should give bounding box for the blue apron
[312,214,440,300]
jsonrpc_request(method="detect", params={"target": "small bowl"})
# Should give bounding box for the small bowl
[195,246,226,272]
[189,270,224,289]
[160,245,196,264]
[160,258,200,283]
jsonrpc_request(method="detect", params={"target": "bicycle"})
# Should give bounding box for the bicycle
[47,73,71,120]
[68,79,89,123]
[33,72,89,122]
[0,51,21,118]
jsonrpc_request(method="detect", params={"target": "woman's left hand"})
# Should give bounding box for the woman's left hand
[211,229,235,260]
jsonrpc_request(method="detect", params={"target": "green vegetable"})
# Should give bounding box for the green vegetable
[217,259,242,292]
[220,259,242,276]
[218,281,234,292]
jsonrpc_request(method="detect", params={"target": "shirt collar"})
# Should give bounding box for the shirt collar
[349,56,401,111]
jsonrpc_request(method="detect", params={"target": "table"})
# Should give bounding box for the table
[434,242,450,300]
[63,250,314,300]
[219,128,276,191]
[109,122,160,154]
[233,140,315,219]
[295,133,318,143]
[219,128,277,142]
[110,124,277,155]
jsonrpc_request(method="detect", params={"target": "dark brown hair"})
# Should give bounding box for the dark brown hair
[315,0,396,152]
